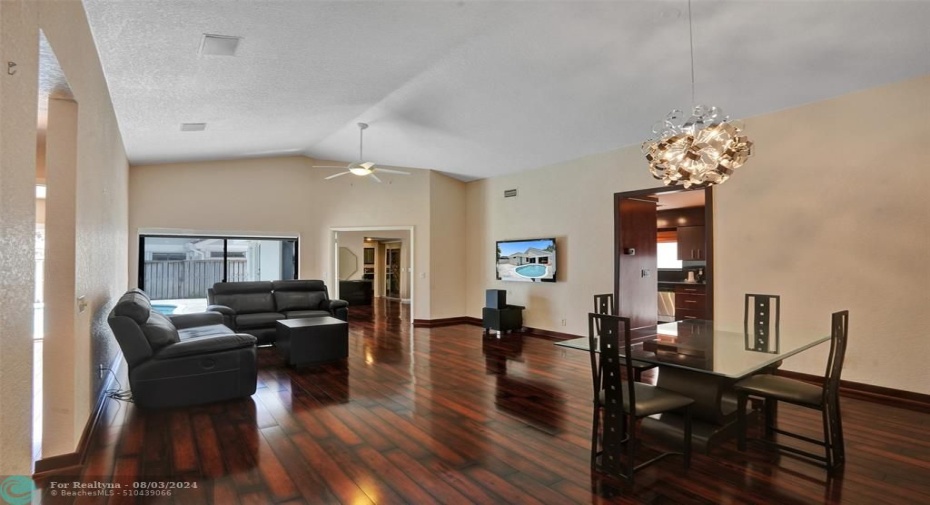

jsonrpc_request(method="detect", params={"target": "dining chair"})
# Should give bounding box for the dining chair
[745,294,781,353]
[588,312,693,483]
[593,293,656,382]
[735,310,849,474]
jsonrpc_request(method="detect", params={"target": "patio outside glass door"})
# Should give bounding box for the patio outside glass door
[138,234,297,314]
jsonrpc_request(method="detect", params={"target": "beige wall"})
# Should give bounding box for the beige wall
[336,231,370,281]
[713,75,930,394]
[0,0,40,475]
[465,75,930,394]
[0,0,128,473]
[429,171,467,319]
[464,146,657,332]
[129,157,436,319]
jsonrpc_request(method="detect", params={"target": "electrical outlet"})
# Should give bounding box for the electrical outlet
[561,318,567,327]
[98,364,105,379]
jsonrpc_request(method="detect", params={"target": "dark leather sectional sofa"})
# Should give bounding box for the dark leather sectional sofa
[207,280,348,345]
[107,289,258,408]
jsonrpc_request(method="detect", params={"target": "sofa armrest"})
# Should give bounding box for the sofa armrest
[207,304,236,328]
[324,299,349,322]
[154,333,256,360]
[324,299,349,310]
[169,312,224,329]
[207,304,236,316]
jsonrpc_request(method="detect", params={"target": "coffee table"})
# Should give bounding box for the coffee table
[276,317,348,366]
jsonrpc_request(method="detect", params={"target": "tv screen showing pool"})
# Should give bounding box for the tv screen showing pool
[496,238,557,282]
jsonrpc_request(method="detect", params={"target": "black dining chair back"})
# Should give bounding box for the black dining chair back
[745,294,780,353]
[593,293,655,382]
[735,310,849,473]
[823,310,849,464]
[593,293,614,316]
[588,312,693,483]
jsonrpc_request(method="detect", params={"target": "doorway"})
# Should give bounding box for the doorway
[331,226,414,322]
[385,243,401,299]
[614,186,714,328]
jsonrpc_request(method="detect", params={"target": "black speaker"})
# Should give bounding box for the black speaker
[486,289,507,309]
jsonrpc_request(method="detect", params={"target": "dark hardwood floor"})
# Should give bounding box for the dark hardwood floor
[35,299,930,504]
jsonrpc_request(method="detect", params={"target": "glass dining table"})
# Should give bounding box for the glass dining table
[556,319,830,452]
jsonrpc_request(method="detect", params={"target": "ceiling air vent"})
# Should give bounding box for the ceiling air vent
[504,189,517,198]
[199,34,241,57]
[180,122,206,132]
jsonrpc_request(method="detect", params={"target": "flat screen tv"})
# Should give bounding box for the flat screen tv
[496,238,557,282]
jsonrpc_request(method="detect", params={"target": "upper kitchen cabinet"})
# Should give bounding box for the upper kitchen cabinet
[677,225,706,261]
[657,206,704,230]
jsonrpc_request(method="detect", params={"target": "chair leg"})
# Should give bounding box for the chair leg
[626,413,635,484]
[832,397,845,466]
[737,393,747,451]
[764,398,778,439]
[821,406,833,469]
[683,406,692,469]
[591,404,600,469]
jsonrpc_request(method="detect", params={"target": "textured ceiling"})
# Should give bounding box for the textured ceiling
[82,0,930,181]
[38,31,73,131]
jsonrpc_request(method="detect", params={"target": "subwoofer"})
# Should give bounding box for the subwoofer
[486,289,506,309]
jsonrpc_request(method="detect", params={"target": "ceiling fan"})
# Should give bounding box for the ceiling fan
[314,123,410,182]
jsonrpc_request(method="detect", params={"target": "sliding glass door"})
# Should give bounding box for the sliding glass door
[139,235,297,313]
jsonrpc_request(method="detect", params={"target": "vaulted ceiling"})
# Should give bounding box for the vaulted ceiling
[83,0,930,181]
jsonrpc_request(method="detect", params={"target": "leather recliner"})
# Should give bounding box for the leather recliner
[107,289,258,408]
[207,280,348,345]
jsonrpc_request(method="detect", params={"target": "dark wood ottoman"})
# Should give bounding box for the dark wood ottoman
[276,317,348,366]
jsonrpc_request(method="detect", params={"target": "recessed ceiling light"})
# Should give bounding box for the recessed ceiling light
[180,122,206,132]
[199,34,241,57]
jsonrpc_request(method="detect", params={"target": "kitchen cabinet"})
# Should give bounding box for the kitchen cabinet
[675,284,707,319]
[677,225,705,261]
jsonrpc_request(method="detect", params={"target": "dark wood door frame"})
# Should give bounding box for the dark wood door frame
[614,186,715,324]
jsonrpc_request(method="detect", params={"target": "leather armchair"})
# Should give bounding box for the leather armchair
[108,289,257,408]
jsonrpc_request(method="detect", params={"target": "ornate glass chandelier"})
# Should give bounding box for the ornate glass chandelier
[642,1,753,188]
[642,106,752,188]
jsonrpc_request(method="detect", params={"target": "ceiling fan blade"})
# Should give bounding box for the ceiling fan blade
[325,171,351,180]
[313,165,349,169]
[359,161,375,170]
[369,173,382,183]
[373,168,410,175]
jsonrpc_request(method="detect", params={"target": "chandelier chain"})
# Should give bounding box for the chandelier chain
[688,0,696,107]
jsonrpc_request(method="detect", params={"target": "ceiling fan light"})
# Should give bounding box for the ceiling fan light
[349,167,371,176]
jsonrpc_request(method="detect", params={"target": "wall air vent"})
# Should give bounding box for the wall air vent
[504,189,517,198]
[180,122,207,132]
[199,34,241,57]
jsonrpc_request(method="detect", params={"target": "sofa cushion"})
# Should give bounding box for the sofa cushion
[141,312,180,350]
[113,290,151,324]
[211,281,274,295]
[154,333,256,360]
[274,290,326,311]
[272,279,326,292]
[214,291,276,314]
[178,324,236,341]
[284,310,331,320]
[236,312,284,329]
